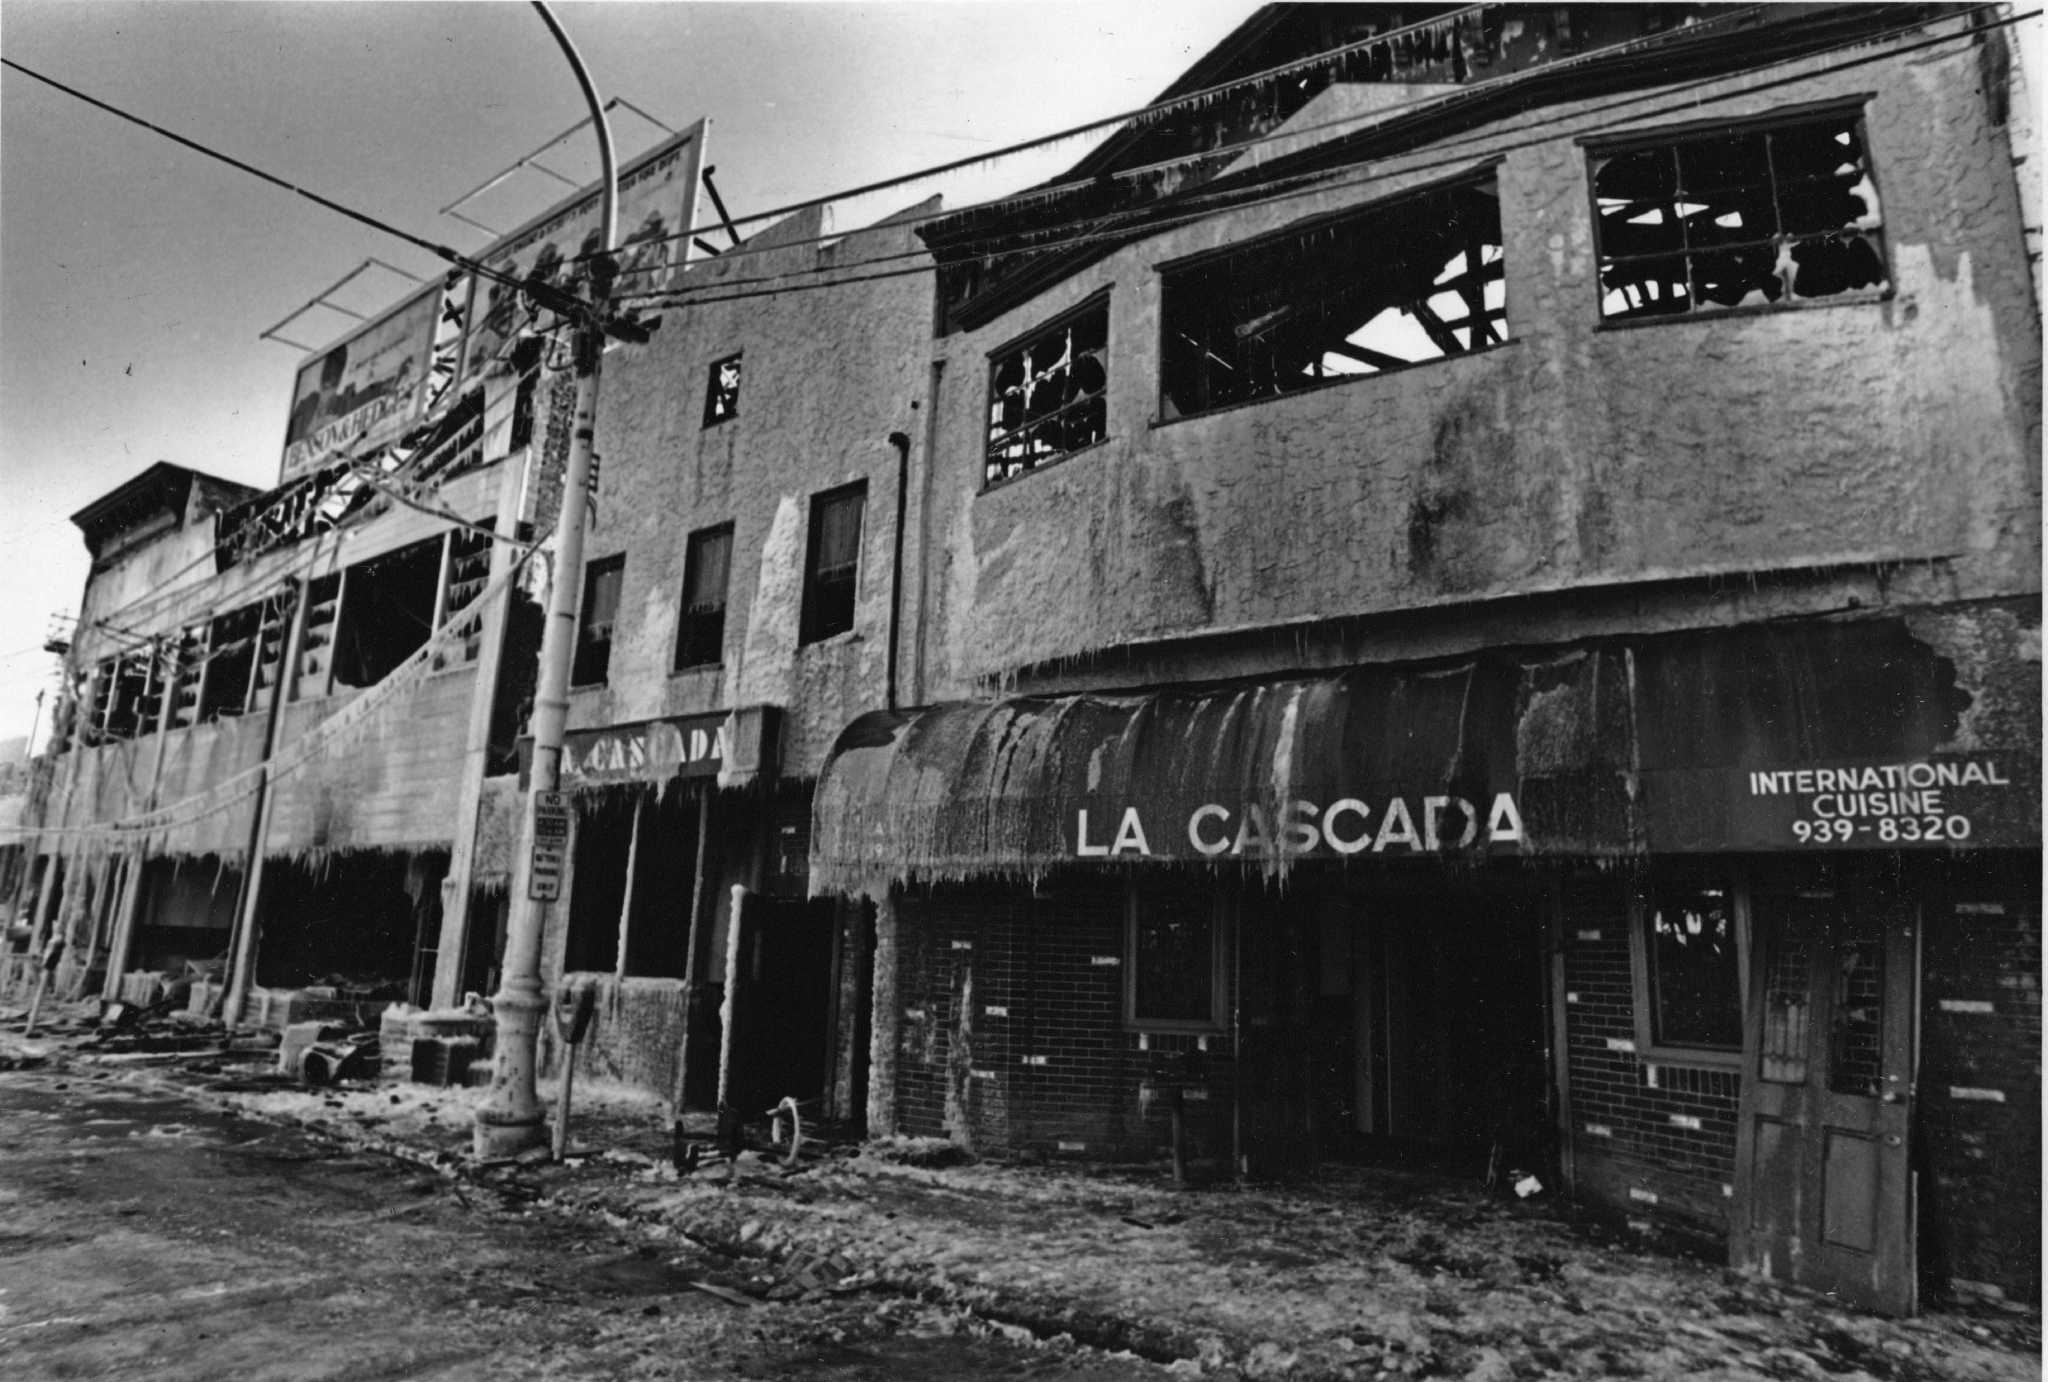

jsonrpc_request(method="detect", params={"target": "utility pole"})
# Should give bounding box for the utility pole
[473,0,621,1158]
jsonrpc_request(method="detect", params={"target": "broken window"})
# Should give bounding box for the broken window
[1161,174,1506,420]
[1125,884,1225,1029]
[1633,877,1745,1059]
[435,525,494,670]
[332,538,444,689]
[984,296,1108,485]
[165,624,206,731]
[86,652,150,744]
[703,352,742,427]
[246,592,292,708]
[198,603,261,721]
[1591,105,1887,321]
[294,573,341,698]
[571,554,625,687]
[800,483,865,645]
[674,524,734,670]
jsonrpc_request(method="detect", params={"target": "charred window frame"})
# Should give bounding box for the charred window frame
[703,353,742,427]
[1629,871,1751,1067]
[436,525,494,669]
[571,554,625,687]
[800,483,865,645]
[166,624,206,731]
[294,572,341,699]
[1588,100,1888,323]
[199,603,261,721]
[674,523,734,670]
[331,538,444,690]
[984,294,1109,487]
[1124,881,1228,1032]
[1160,171,1506,421]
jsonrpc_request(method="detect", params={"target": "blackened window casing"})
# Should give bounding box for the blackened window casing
[1160,171,1506,420]
[984,295,1109,486]
[1590,101,1888,321]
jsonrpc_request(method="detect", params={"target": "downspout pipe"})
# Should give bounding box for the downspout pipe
[885,430,912,712]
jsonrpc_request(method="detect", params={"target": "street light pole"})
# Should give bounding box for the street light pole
[473,0,619,1159]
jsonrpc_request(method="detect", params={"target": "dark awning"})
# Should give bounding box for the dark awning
[811,617,2039,896]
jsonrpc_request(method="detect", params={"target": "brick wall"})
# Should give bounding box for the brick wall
[1916,858,2042,1301]
[894,876,1235,1160]
[1560,871,1741,1239]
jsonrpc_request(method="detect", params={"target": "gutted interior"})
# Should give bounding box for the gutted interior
[1161,173,1506,419]
[985,295,1110,484]
[1592,103,1887,320]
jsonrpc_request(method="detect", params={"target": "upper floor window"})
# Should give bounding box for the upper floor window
[984,295,1108,486]
[674,523,734,670]
[800,483,865,645]
[571,554,625,687]
[1590,104,1886,322]
[1160,172,1505,421]
[331,537,443,690]
[703,353,742,427]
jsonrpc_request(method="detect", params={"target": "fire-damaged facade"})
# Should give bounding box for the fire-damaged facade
[6,440,536,1028]
[496,198,941,1121]
[810,3,2041,1316]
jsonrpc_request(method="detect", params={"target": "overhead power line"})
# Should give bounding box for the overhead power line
[613,6,2029,311]
[0,56,530,300]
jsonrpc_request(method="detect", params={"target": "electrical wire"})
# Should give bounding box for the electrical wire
[614,5,2028,310]
[0,56,534,301]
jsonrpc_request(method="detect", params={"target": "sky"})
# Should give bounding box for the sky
[0,0,1256,753]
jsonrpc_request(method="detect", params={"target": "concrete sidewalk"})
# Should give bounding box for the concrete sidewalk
[5,1018,2039,1382]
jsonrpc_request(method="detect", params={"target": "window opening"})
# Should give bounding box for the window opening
[199,603,262,721]
[624,790,699,979]
[1638,879,1743,1054]
[166,624,206,731]
[800,484,865,645]
[703,353,742,427]
[437,526,494,669]
[571,554,625,687]
[1161,174,1505,420]
[331,538,444,689]
[985,297,1108,484]
[1591,107,1886,321]
[564,794,633,973]
[1126,884,1224,1028]
[675,524,734,670]
[295,572,341,697]
[246,593,292,709]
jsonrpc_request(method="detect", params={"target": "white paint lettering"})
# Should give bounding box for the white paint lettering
[1188,804,1231,856]
[1076,808,1108,857]
[1279,800,1322,855]
[1322,798,1372,855]
[1372,798,1420,852]
[1111,807,1152,856]
[1487,793,1526,845]
[1231,803,1271,857]
[1423,796,1478,850]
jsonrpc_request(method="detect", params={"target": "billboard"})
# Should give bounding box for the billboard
[460,121,706,395]
[279,287,441,485]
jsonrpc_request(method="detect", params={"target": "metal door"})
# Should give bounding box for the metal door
[1732,890,1917,1314]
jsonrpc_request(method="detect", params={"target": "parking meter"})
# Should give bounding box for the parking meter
[550,982,597,1162]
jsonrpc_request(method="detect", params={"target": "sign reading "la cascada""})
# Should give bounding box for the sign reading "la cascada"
[1072,793,1527,860]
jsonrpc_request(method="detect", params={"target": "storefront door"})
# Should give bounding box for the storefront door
[1732,891,1917,1314]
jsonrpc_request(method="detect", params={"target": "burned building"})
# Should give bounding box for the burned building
[810,4,2041,1314]
[507,199,940,1120]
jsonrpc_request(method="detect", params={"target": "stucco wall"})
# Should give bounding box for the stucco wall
[571,200,941,777]
[917,24,2041,695]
